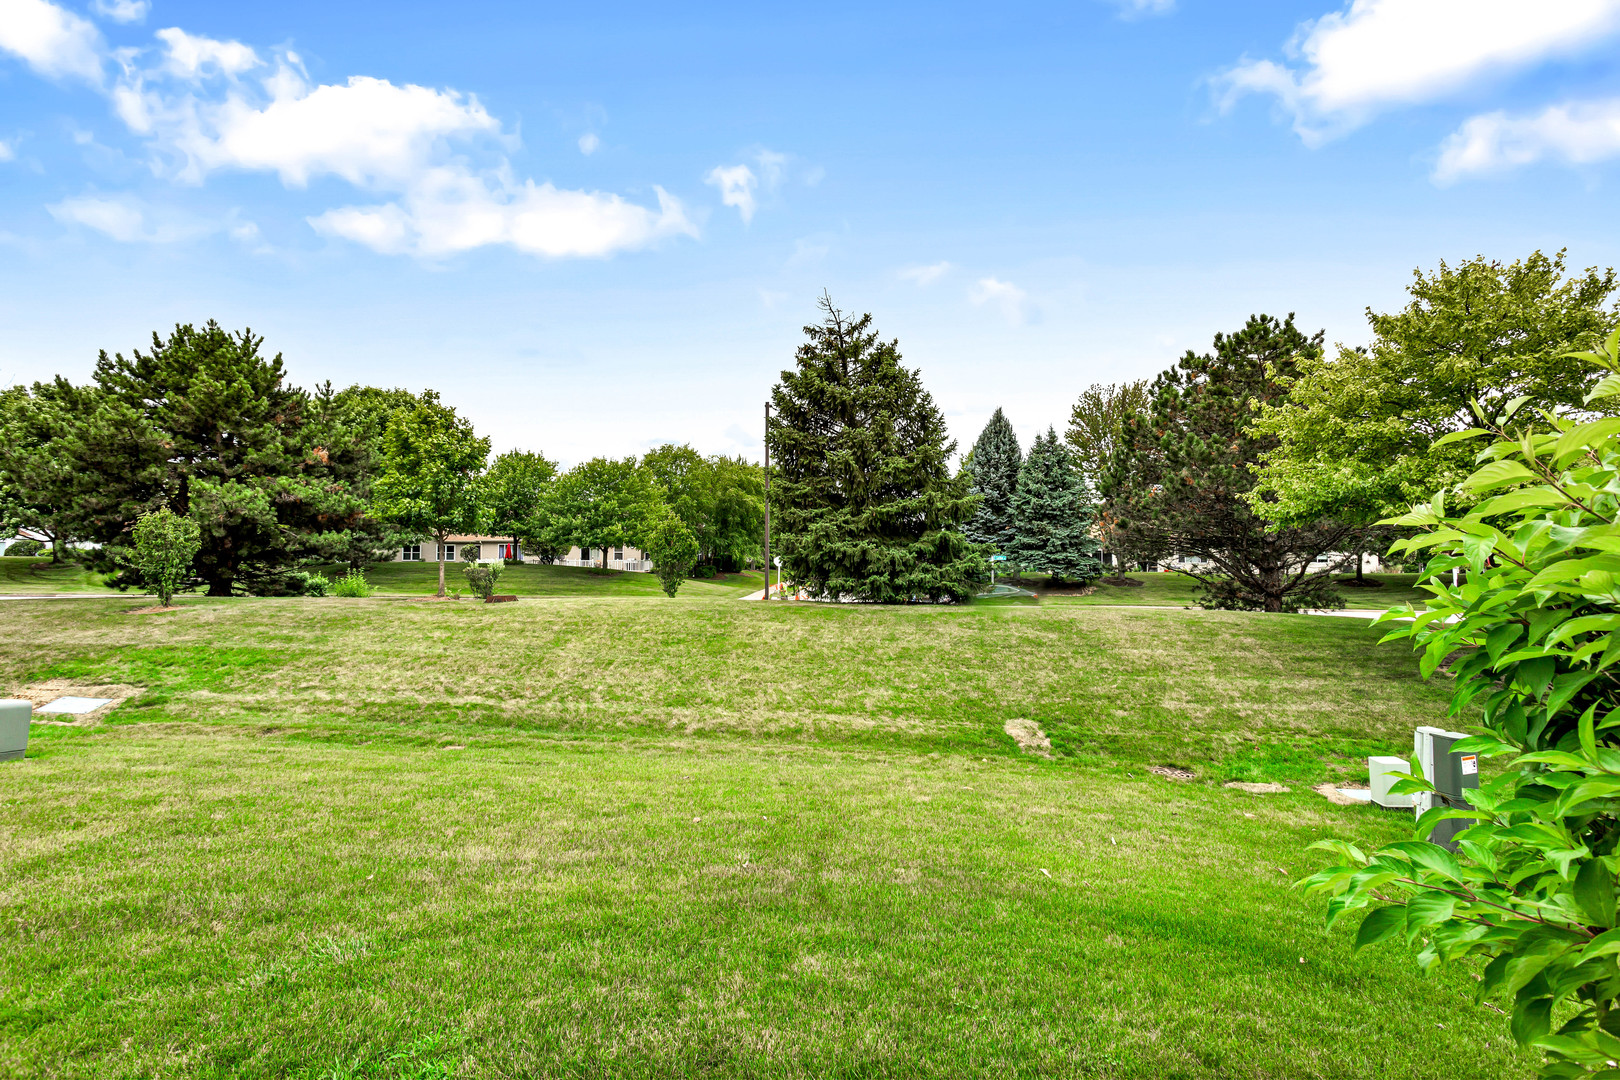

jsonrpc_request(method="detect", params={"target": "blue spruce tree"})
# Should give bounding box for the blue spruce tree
[1005,427,1103,585]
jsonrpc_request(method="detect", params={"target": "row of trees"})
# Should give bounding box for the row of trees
[760,251,1618,609]
[1087,249,1618,611]
[0,323,765,599]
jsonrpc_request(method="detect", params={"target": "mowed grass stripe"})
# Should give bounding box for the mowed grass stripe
[0,731,1531,1079]
[14,599,1444,773]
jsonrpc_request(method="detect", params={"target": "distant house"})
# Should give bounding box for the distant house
[1154,551,1381,574]
[393,535,652,572]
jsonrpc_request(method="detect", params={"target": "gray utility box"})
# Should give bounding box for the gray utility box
[1369,755,1414,808]
[1414,726,1480,850]
[0,698,31,761]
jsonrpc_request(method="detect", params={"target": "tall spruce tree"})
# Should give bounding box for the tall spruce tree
[965,408,1021,551]
[1004,428,1103,585]
[767,295,983,603]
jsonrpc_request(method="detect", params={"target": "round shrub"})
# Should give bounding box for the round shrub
[7,539,43,557]
[332,569,374,598]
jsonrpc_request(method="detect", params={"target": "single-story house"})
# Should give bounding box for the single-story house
[393,536,652,572]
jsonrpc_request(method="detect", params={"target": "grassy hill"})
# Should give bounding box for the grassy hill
[0,597,1533,1078]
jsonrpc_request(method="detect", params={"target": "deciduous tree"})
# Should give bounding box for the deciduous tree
[1251,250,1619,530]
[372,392,490,597]
[542,457,660,571]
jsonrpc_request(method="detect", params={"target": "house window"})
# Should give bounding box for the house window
[402,545,421,561]
[581,547,591,562]
[614,548,624,561]
[439,543,455,561]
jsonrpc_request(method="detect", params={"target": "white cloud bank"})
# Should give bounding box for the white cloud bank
[2,2,696,259]
[1435,98,1620,181]
[0,0,103,83]
[1216,0,1620,144]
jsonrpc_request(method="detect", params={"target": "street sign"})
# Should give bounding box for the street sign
[989,555,1007,562]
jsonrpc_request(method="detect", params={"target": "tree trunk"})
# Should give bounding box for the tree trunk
[437,535,447,597]
[601,546,609,572]
[49,533,63,564]
[1353,546,1365,585]
[206,577,232,597]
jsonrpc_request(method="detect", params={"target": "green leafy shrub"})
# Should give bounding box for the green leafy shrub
[690,564,717,579]
[1305,330,1620,1078]
[300,572,330,597]
[332,569,373,598]
[5,538,43,557]
[131,508,201,607]
[646,511,699,597]
[461,560,502,599]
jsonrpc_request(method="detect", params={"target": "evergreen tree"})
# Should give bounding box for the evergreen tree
[964,408,1021,552]
[1004,428,1103,585]
[1102,314,1357,612]
[767,294,983,603]
[52,323,371,595]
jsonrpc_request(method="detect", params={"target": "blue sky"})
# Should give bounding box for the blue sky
[2,0,1619,465]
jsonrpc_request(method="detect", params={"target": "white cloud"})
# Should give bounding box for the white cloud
[578,132,599,155]
[310,173,694,259]
[10,6,692,261]
[1101,0,1174,17]
[155,27,260,80]
[46,193,215,242]
[91,0,149,24]
[755,149,786,187]
[50,194,144,241]
[0,0,104,83]
[1217,0,1620,144]
[1435,98,1620,182]
[900,261,952,286]
[971,277,1033,325]
[705,163,757,222]
[0,139,13,162]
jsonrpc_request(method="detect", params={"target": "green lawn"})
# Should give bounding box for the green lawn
[0,597,1532,1078]
[1032,571,1433,610]
[314,561,766,600]
[0,555,110,594]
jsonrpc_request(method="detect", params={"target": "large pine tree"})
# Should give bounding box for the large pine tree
[53,322,373,595]
[1004,428,1103,585]
[1101,314,1357,612]
[768,296,983,603]
[965,408,1021,551]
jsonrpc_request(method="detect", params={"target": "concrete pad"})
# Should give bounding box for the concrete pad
[38,696,114,714]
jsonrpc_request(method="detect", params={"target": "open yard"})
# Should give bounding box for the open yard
[0,595,1530,1078]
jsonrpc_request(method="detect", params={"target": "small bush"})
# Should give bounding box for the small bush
[461,561,503,599]
[7,539,43,557]
[291,571,329,597]
[131,509,201,606]
[332,569,373,598]
[690,564,718,579]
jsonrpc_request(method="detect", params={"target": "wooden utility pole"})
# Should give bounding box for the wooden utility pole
[762,400,771,599]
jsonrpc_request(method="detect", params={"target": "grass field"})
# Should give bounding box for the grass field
[312,561,767,600]
[0,556,109,594]
[1030,571,1431,610]
[0,597,1531,1078]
